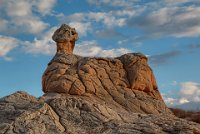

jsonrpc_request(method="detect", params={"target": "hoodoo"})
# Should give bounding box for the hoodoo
[42,24,166,114]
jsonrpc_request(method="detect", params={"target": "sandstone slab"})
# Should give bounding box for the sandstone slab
[0,92,200,134]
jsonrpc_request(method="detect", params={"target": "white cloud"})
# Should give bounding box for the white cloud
[179,98,189,104]
[88,12,126,27]
[164,97,178,105]
[117,39,129,45]
[5,0,32,17]
[1,26,56,58]
[75,41,102,57]
[22,38,131,57]
[64,11,127,28]
[128,6,200,37]
[0,35,19,58]
[87,0,138,8]
[33,0,56,15]
[66,13,85,22]
[57,0,200,39]
[164,0,200,6]
[74,40,131,57]
[58,6,143,36]
[179,82,200,102]
[101,48,131,57]
[88,12,127,27]
[1,27,131,57]
[69,22,91,37]
[22,27,56,55]
[59,11,127,37]
[13,16,49,34]
[162,93,177,105]
[110,0,134,7]
[87,12,108,21]
[163,81,200,106]
[0,0,56,34]
[180,82,200,95]
[114,9,139,17]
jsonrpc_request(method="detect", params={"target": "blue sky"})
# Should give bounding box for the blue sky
[0,0,200,106]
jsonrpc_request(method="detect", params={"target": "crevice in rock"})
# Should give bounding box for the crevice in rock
[89,64,116,102]
[44,102,66,132]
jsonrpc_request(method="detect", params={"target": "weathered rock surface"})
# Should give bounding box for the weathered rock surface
[42,52,166,114]
[1,91,200,134]
[43,24,166,114]
[52,24,78,54]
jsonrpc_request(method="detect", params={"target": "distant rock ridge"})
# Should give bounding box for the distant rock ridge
[1,24,200,133]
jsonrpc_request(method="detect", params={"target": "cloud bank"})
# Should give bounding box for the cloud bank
[163,81,200,106]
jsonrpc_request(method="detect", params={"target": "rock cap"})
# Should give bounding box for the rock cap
[52,24,78,43]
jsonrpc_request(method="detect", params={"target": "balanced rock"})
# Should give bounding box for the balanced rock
[52,24,78,54]
[42,24,165,114]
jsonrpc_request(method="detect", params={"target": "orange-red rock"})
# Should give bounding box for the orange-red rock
[42,24,166,114]
[43,53,162,100]
[42,53,167,114]
[52,24,78,54]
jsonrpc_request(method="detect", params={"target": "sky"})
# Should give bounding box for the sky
[0,0,200,106]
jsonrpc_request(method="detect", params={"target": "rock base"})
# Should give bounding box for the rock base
[0,92,200,134]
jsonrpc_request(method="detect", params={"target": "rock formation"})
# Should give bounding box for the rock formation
[52,24,78,54]
[42,52,169,114]
[42,24,166,114]
[1,91,200,133]
[1,24,200,133]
